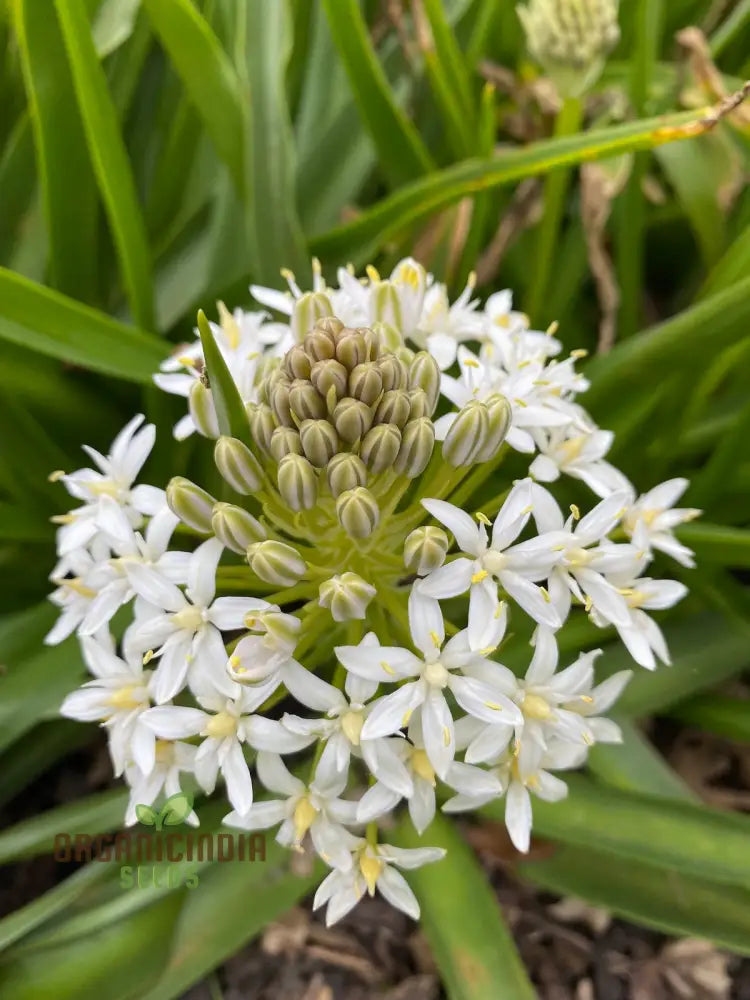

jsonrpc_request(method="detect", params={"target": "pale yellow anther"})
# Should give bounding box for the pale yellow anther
[229,655,241,669]
[365,265,381,283]
[380,660,396,676]
[513,398,528,408]
[584,596,593,612]
[442,726,452,747]
[476,511,491,526]
[429,630,441,648]
[48,470,66,482]
[583,732,594,747]
[244,615,258,629]
[51,514,75,525]
[204,711,237,740]
[478,645,497,657]
[61,577,96,598]
[471,569,489,584]
[570,504,581,520]
[401,709,413,727]
[176,355,198,369]
[467,270,477,288]
[540,587,551,603]
[517,359,531,369]
[312,257,322,275]
[142,649,155,665]
[462,357,480,368]
[570,348,588,359]
[580,695,594,704]
[293,796,317,842]
[484,701,503,711]
[546,321,559,336]
[280,267,296,282]
[521,504,534,516]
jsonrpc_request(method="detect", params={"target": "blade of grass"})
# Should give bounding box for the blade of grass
[587,718,696,801]
[54,0,154,329]
[710,0,750,57]
[393,813,535,1000]
[12,0,99,302]
[140,0,245,195]
[700,223,750,297]
[311,107,714,263]
[0,267,165,381]
[197,310,250,442]
[321,0,433,187]
[676,523,750,568]
[0,113,35,264]
[668,694,750,743]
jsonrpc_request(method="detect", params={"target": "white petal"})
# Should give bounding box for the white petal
[125,562,185,612]
[282,660,347,712]
[361,683,425,740]
[334,643,421,682]
[505,781,532,852]
[224,800,287,831]
[256,751,304,796]
[408,587,444,658]
[221,740,254,816]
[421,690,455,779]
[356,783,401,823]
[187,538,223,607]
[142,706,207,739]
[449,675,523,725]
[376,866,420,920]
[421,499,482,554]
[500,571,561,629]
[208,597,270,630]
[418,559,474,599]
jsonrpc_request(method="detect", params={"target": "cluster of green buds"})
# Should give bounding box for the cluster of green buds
[248,317,439,536]
[517,0,620,96]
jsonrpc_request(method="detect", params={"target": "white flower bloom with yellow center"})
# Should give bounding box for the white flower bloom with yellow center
[124,739,198,827]
[622,478,701,567]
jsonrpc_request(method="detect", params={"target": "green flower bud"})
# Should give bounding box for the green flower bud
[212,502,266,554]
[315,316,345,340]
[277,453,318,511]
[326,453,368,497]
[374,389,411,428]
[291,291,333,341]
[247,540,306,586]
[336,486,380,539]
[475,394,512,463]
[376,355,408,392]
[166,476,215,533]
[299,419,339,468]
[372,320,404,353]
[408,351,441,415]
[360,424,402,474]
[304,326,337,362]
[269,426,303,463]
[289,380,326,421]
[349,363,383,406]
[284,344,312,380]
[407,388,431,420]
[319,572,377,622]
[395,417,435,477]
[404,526,450,575]
[214,436,263,495]
[188,381,219,438]
[335,331,369,370]
[247,402,276,454]
[310,358,349,399]
[442,401,489,467]
[333,397,373,445]
[270,379,295,428]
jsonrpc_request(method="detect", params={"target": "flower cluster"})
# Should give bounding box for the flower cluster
[51,257,698,924]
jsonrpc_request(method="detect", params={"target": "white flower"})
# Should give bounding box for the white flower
[313,841,445,925]
[124,739,198,826]
[623,479,700,567]
[45,545,117,645]
[54,415,163,556]
[420,480,561,635]
[127,538,263,702]
[335,590,521,778]
[529,425,632,498]
[225,751,360,869]
[417,273,483,369]
[60,633,154,777]
[592,577,688,670]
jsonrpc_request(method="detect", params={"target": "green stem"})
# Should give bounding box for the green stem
[527,95,584,323]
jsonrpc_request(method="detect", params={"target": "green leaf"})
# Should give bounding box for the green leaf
[12,0,99,302]
[92,0,141,58]
[0,789,128,865]
[135,804,158,827]
[158,792,193,828]
[54,0,154,329]
[485,773,750,891]
[197,309,250,441]
[0,113,36,265]
[393,813,535,1000]
[669,694,750,743]
[520,844,750,957]
[238,0,309,282]
[701,223,750,298]
[587,718,696,801]
[310,107,710,263]
[139,841,320,1000]
[140,0,245,195]
[321,0,433,188]
[0,267,165,382]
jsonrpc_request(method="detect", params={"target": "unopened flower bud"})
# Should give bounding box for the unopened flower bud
[395,417,435,476]
[289,380,326,421]
[270,380,295,428]
[336,487,379,539]
[333,397,373,445]
[277,454,318,511]
[475,394,512,463]
[319,572,377,621]
[214,436,263,494]
[247,402,275,454]
[166,477,215,533]
[404,526,449,575]
[407,388,431,420]
[336,331,369,370]
[326,453,367,497]
[254,608,301,650]
[212,502,266,553]
[299,419,338,468]
[285,344,312,380]
[270,426,303,462]
[310,358,348,399]
[188,381,219,438]
[374,389,411,428]
[291,291,333,341]
[442,401,488,467]
[408,352,441,415]
[304,327,336,362]
[247,540,306,586]
[376,355,408,392]
[372,320,403,353]
[315,316,345,340]
[360,424,401,474]
[349,363,383,406]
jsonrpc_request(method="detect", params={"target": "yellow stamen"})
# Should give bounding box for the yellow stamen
[570,504,581,520]
[359,853,383,896]
[380,660,395,676]
[471,569,489,584]
[48,470,66,482]
[292,797,317,842]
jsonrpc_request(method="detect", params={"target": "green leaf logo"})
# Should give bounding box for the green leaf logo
[158,791,194,828]
[135,803,158,826]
